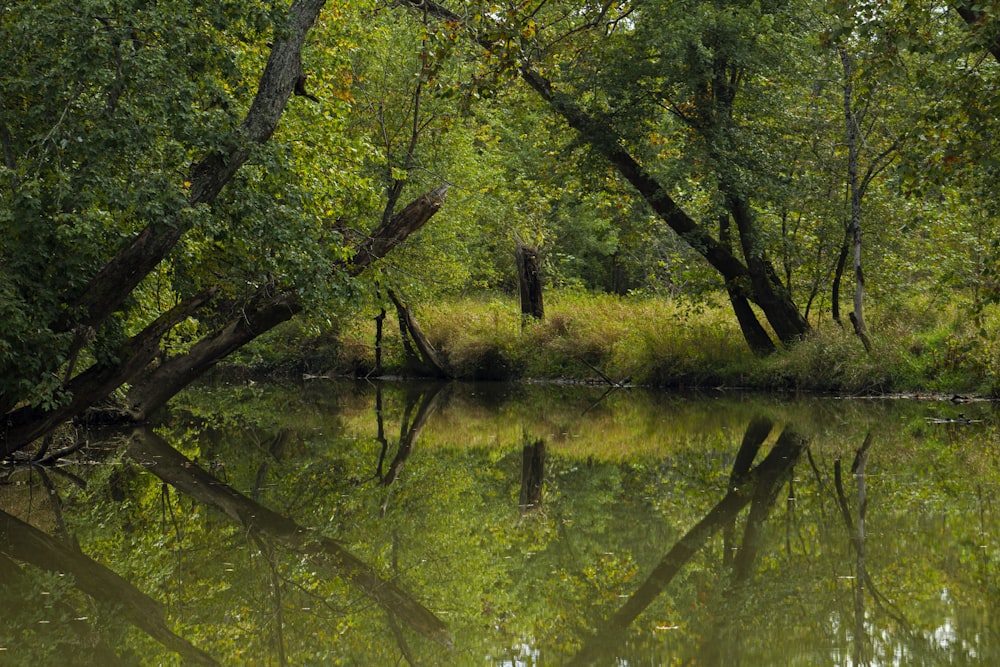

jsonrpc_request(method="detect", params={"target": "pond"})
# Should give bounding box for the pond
[1,380,997,665]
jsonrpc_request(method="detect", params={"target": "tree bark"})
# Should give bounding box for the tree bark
[388,289,451,379]
[727,288,777,356]
[127,290,302,419]
[840,47,872,352]
[832,228,850,325]
[721,211,776,356]
[126,185,450,420]
[725,193,810,346]
[516,243,544,325]
[349,185,449,276]
[954,3,1000,63]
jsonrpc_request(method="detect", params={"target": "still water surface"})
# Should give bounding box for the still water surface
[1,380,997,665]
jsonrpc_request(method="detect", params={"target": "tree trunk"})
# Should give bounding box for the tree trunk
[127,290,302,419]
[373,308,387,376]
[349,185,449,276]
[720,212,777,356]
[727,289,777,356]
[840,47,872,352]
[2,0,328,454]
[725,193,810,346]
[832,228,850,325]
[954,3,1000,63]
[516,243,544,325]
[388,290,451,379]
[1,290,216,457]
[125,185,450,421]
[519,69,809,348]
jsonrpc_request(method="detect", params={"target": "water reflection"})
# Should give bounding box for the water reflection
[0,381,996,665]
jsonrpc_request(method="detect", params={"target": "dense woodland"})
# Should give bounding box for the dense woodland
[2,0,1000,458]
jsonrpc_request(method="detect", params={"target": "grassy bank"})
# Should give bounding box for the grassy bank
[253,291,1000,397]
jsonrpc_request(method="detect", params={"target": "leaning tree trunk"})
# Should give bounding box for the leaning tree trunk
[349,185,449,276]
[1,290,216,457]
[0,184,449,453]
[388,289,451,379]
[126,290,303,420]
[720,213,776,356]
[2,0,328,456]
[516,242,544,325]
[831,228,850,325]
[726,193,810,347]
[125,186,450,421]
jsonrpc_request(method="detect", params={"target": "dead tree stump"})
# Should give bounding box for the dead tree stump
[516,243,544,327]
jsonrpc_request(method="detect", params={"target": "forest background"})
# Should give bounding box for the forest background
[2,0,1000,458]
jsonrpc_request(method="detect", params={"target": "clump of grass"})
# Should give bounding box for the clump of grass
[612,297,753,387]
[520,292,637,380]
[754,323,897,394]
[421,297,526,380]
[753,297,1000,395]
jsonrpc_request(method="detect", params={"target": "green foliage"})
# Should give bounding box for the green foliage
[0,0,283,404]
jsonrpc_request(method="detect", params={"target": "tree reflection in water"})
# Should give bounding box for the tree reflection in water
[0,381,995,665]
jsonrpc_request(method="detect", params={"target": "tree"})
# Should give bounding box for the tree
[824,0,911,350]
[0,1,448,457]
[403,0,813,354]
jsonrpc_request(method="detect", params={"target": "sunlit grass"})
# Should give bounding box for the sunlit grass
[257,290,1000,396]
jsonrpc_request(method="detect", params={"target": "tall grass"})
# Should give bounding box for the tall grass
[262,290,1000,396]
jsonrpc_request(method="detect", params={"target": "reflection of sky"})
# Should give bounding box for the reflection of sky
[827,587,977,666]
[490,641,540,667]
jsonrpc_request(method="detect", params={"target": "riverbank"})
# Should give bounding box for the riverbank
[240,291,1000,397]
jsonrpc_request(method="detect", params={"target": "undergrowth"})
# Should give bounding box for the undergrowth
[248,290,1000,397]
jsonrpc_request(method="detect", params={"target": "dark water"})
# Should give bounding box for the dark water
[1,380,997,665]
